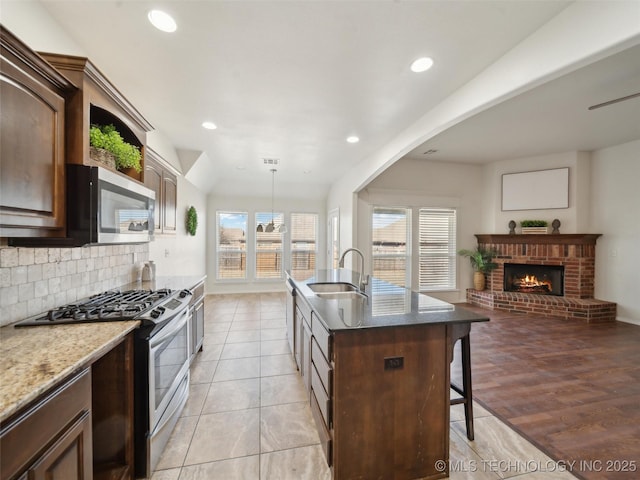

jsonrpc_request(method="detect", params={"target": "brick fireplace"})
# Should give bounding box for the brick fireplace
[466,234,617,322]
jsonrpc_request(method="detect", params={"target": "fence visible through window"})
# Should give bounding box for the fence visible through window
[372,207,410,288]
[290,213,318,281]
[217,212,248,280]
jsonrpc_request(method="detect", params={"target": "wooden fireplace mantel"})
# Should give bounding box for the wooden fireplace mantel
[475,234,602,245]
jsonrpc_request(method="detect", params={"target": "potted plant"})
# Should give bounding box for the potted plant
[458,247,498,291]
[520,220,549,234]
[89,124,142,173]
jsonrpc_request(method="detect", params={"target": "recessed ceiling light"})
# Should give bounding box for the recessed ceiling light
[346,136,359,144]
[148,10,177,33]
[303,169,311,174]
[410,57,434,73]
[236,165,246,170]
[202,121,217,130]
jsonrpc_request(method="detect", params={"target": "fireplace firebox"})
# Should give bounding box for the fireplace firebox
[504,263,564,296]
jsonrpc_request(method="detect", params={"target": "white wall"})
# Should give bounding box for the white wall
[1,1,86,55]
[359,159,485,303]
[207,194,326,294]
[327,1,640,260]
[148,175,208,278]
[482,151,591,233]
[590,140,640,325]
[146,131,184,174]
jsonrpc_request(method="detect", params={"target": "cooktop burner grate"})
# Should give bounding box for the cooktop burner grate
[45,289,173,321]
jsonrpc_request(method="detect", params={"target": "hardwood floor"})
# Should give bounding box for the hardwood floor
[455,304,640,480]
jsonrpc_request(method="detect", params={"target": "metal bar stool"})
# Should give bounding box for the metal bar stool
[451,332,474,440]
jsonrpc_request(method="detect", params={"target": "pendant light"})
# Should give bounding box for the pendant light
[257,169,287,233]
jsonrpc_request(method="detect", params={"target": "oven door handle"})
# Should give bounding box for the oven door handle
[153,373,189,435]
[149,308,189,348]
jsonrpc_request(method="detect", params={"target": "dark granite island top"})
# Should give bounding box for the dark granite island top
[289,269,489,331]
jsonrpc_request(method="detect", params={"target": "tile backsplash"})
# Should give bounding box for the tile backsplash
[0,244,148,327]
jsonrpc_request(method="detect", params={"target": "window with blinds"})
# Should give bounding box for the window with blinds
[372,207,410,288]
[419,208,457,291]
[255,212,284,279]
[216,212,248,280]
[290,213,318,281]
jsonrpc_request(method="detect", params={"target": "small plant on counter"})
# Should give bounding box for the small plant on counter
[186,206,198,236]
[89,124,142,172]
[520,220,548,227]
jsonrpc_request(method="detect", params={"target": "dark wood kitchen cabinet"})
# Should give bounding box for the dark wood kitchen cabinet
[91,333,135,480]
[0,368,93,480]
[0,333,135,480]
[38,52,153,184]
[0,26,75,238]
[330,325,448,480]
[295,295,313,397]
[303,317,449,480]
[189,279,205,362]
[144,148,178,235]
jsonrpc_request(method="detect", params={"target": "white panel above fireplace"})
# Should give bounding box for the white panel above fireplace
[502,167,569,211]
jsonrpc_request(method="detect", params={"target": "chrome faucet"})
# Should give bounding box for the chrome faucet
[338,248,369,292]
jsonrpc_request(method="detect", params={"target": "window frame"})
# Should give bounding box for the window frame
[371,206,412,289]
[418,207,457,292]
[216,211,248,281]
[289,212,318,281]
[254,211,285,281]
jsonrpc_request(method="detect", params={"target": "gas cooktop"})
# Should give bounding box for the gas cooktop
[14,288,191,327]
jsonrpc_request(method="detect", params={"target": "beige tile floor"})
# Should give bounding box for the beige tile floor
[151,293,577,480]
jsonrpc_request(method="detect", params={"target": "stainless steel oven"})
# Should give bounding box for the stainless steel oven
[134,290,192,478]
[147,303,190,471]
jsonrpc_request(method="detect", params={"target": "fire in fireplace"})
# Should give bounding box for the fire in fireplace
[503,263,564,296]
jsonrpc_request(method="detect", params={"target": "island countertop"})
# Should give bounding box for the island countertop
[289,269,489,332]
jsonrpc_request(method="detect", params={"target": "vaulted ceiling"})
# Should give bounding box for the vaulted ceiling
[27,1,639,197]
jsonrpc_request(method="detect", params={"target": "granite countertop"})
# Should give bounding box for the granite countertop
[121,274,206,292]
[0,274,206,424]
[0,321,138,423]
[289,269,489,332]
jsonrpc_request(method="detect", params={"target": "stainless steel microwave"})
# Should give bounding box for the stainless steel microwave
[67,164,155,245]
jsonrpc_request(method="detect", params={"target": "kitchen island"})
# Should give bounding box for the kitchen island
[287,269,489,480]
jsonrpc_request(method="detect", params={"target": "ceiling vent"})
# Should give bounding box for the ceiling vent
[262,158,279,165]
[422,149,438,155]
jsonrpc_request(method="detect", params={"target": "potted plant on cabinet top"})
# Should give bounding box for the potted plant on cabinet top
[89,124,142,174]
[458,247,498,291]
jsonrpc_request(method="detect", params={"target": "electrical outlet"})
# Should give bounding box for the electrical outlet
[164,249,170,257]
[384,356,404,370]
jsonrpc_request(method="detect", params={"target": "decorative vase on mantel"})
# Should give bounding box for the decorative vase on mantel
[473,271,486,291]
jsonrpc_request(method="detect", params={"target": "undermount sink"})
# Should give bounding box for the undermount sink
[307,282,359,293]
[314,291,368,301]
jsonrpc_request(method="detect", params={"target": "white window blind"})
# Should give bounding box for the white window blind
[290,213,318,281]
[419,208,457,291]
[255,212,284,279]
[372,207,410,288]
[217,212,248,280]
